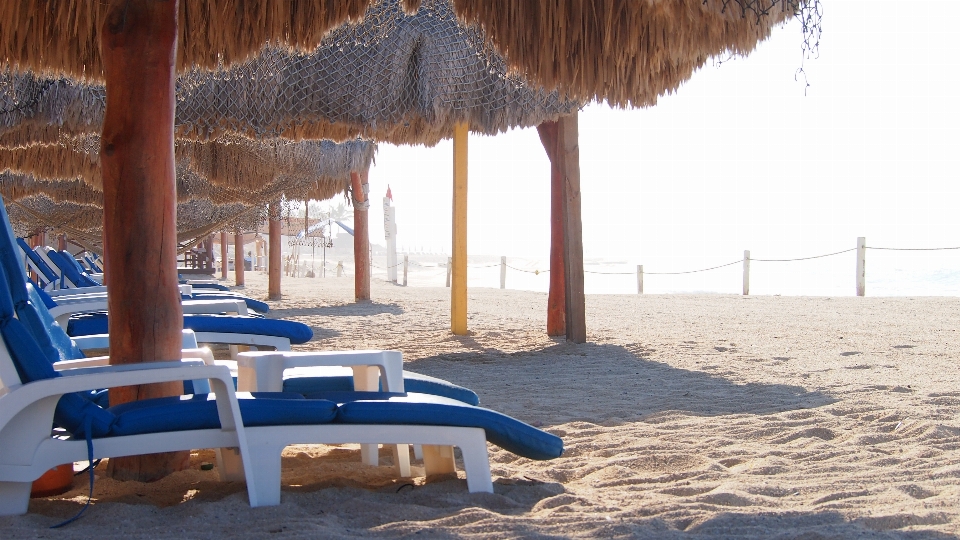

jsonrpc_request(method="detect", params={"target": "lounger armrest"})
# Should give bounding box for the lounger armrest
[182,299,247,316]
[47,286,108,297]
[71,329,199,352]
[0,363,243,468]
[235,350,404,393]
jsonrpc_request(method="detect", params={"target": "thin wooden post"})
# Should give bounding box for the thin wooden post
[500,256,507,289]
[403,255,408,286]
[742,250,750,296]
[351,171,371,302]
[537,120,566,337]
[856,237,866,297]
[219,231,228,280]
[446,257,452,287]
[268,208,282,300]
[637,265,643,294]
[234,231,245,286]
[57,234,67,251]
[100,0,186,481]
[451,123,468,335]
[558,114,586,343]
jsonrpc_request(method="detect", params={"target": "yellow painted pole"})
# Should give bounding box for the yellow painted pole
[451,123,468,334]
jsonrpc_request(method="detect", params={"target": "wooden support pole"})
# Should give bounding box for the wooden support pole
[234,231,245,286]
[220,231,228,280]
[446,257,452,287]
[856,237,866,297]
[500,256,507,289]
[403,254,408,286]
[537,120,566,337]
[742,250,750,296]
[451,123,468,335]
[558,114,586,343]
[57,234,67,252]
[351,171,371,302]
[203,235,214,272]
[637,265,644,294]
[269,207,282,300]
[100,0,186,481]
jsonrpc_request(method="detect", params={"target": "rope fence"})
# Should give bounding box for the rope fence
[277,237,959,296]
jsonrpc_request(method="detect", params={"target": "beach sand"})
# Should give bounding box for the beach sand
[2,271,959,538]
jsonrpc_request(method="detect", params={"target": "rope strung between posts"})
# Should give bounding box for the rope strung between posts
[750,248,855,262]
[866,246,960,251]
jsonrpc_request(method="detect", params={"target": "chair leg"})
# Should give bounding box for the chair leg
[392,444,412,477]
[422,445,456,476]
[0,481,32,516]
[243,442,285,507]
[215,447,246,481]
[360,443,379,466]
[458,432,494,493]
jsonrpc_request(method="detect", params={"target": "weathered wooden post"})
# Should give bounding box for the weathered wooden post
[537,120,566,337]
[856,237,866,297]
[637,265,643,294]
[445,257,452,287]
[351,171,371,302]
[234,231,245,286]
[269,205,282,300]
[451,123,468,335]
[403,255,409,286]
[558,113,586,343]
[57,234,67,251]
[500,256,507,289]
[219,231,227,280]
[100,0,186,481]
[743,250,750,296]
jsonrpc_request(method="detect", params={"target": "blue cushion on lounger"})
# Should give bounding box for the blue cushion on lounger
[67,313,313,344]
[0,265,116,438]
[107,393,338,436]
[335,392,563,461]
[48,250,100,287]
[190,293,270,314]
[188,283,231,292]
[26,282,85,361]
[284,370,481,406]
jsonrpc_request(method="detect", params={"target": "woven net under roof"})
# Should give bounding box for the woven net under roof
[3,187,268,256]
[0,1,370,82]
[0,133,375,205]
[448,0,822,108]
[0,0,581,147]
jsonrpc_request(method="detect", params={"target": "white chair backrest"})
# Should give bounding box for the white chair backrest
[0,332,23,394]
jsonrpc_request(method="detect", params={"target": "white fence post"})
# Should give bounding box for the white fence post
[856,237,866,297]
[500,256,507,289]
[742,250,750,296]
[445,256,452,288]
[637,265,643,294]
[403,255,408,286]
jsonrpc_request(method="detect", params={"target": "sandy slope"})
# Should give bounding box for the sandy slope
[2,272,959,538]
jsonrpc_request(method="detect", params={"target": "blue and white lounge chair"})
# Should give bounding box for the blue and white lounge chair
[0,258,562,516]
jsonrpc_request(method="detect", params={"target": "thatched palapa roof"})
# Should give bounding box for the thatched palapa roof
[0,1,369,82]
[448,0,822,107]
[1,0,581,147]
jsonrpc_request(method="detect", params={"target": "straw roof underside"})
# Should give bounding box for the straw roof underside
[1,0,581,147]
[0,0,370,82]
[4,189,267,256]
[450,0,819,108]
[0,134,374,204]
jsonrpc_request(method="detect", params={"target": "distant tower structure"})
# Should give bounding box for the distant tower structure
[384,186,398,283]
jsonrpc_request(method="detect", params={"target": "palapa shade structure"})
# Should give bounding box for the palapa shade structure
[0,137,376,249]
[1,0,377,481]
[448,0,821,107]
[0,1,369,81]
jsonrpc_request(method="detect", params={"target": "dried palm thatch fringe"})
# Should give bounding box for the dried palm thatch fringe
[5,192,268,256]
[0,171,102,206]
[0,0,370,82]
[0,131,375,205]
[1,0,580,147]
[450,0,822,108]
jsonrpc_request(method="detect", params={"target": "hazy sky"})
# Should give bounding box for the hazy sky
[355,0,960,295]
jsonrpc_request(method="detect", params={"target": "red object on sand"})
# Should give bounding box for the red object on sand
[30,464,74,498]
